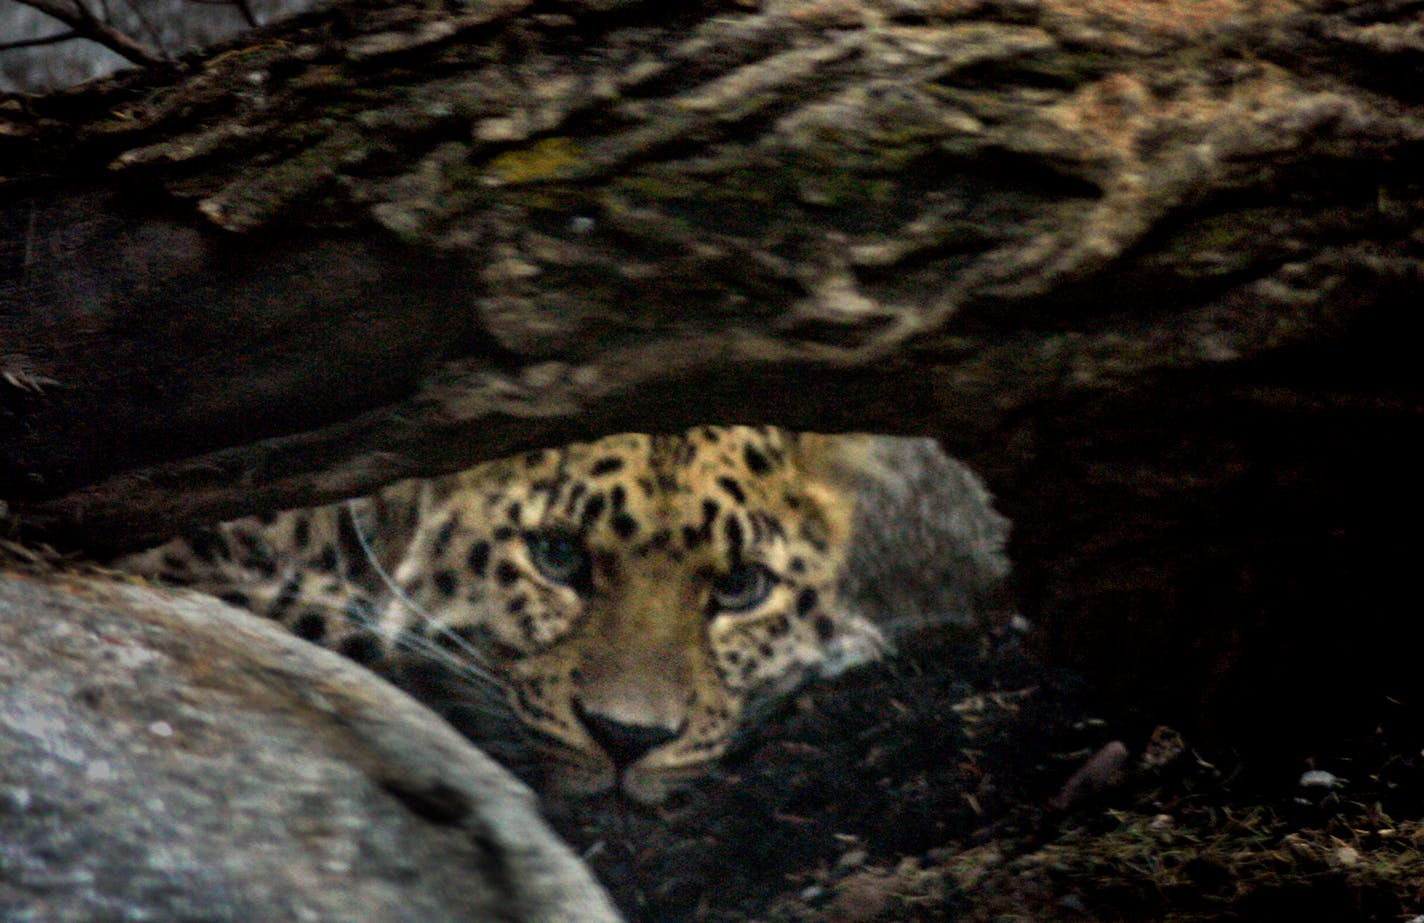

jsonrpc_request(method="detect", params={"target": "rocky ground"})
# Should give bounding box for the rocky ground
[545,623,1424,923]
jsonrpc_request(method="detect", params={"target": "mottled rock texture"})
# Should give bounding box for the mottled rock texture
[0,566,619,923]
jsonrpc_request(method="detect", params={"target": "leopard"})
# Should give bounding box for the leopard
[117,426,905,804]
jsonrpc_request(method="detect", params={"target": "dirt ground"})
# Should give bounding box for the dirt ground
[543,624,1424,923]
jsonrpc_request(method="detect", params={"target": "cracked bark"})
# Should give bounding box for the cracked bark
[3,0,1422,746]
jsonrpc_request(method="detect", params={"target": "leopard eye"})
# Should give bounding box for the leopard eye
[526,530,590,587]
[711,563,776,613]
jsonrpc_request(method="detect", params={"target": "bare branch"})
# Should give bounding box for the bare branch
[0,29,80,52]
[121,0,172,56]
[11,0,167,67]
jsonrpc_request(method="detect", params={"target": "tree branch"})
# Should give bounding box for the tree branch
[0,28,80,52]
[11,0,166,67]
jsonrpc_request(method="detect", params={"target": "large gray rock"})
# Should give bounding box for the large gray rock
[842,436,1012,641]
[0,567,619,923]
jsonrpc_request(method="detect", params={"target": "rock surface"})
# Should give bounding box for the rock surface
[0,566,619,923]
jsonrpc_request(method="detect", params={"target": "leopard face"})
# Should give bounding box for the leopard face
[379,427,883,802]
[120,426,886,803]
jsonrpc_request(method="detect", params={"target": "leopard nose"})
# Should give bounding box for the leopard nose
[573,701,677,768]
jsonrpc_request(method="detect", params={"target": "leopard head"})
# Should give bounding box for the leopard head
[382,427,884,802]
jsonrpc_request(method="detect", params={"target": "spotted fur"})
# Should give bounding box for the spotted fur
[118,427,885,802]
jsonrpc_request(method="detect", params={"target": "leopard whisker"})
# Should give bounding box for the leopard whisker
[385,622,503,690]
[342,499,504,685]
[384,649,522,730]
[266,583,504,696]
[422,621,500,672]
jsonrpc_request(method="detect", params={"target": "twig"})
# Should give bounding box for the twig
[0,29,80,52]
[10,0,167,67]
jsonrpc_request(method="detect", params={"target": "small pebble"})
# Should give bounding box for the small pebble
[1298,769,1342,789]
[837,848,868,869]
[1049,740,1129,810]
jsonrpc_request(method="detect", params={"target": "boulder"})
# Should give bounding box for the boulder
[0,564,619,923]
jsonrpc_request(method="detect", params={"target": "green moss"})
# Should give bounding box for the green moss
[483,138,584,184]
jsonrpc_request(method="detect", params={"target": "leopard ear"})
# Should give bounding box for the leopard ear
[778,432,879,556]
[786,433,894,529]
[787,432,888,489]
